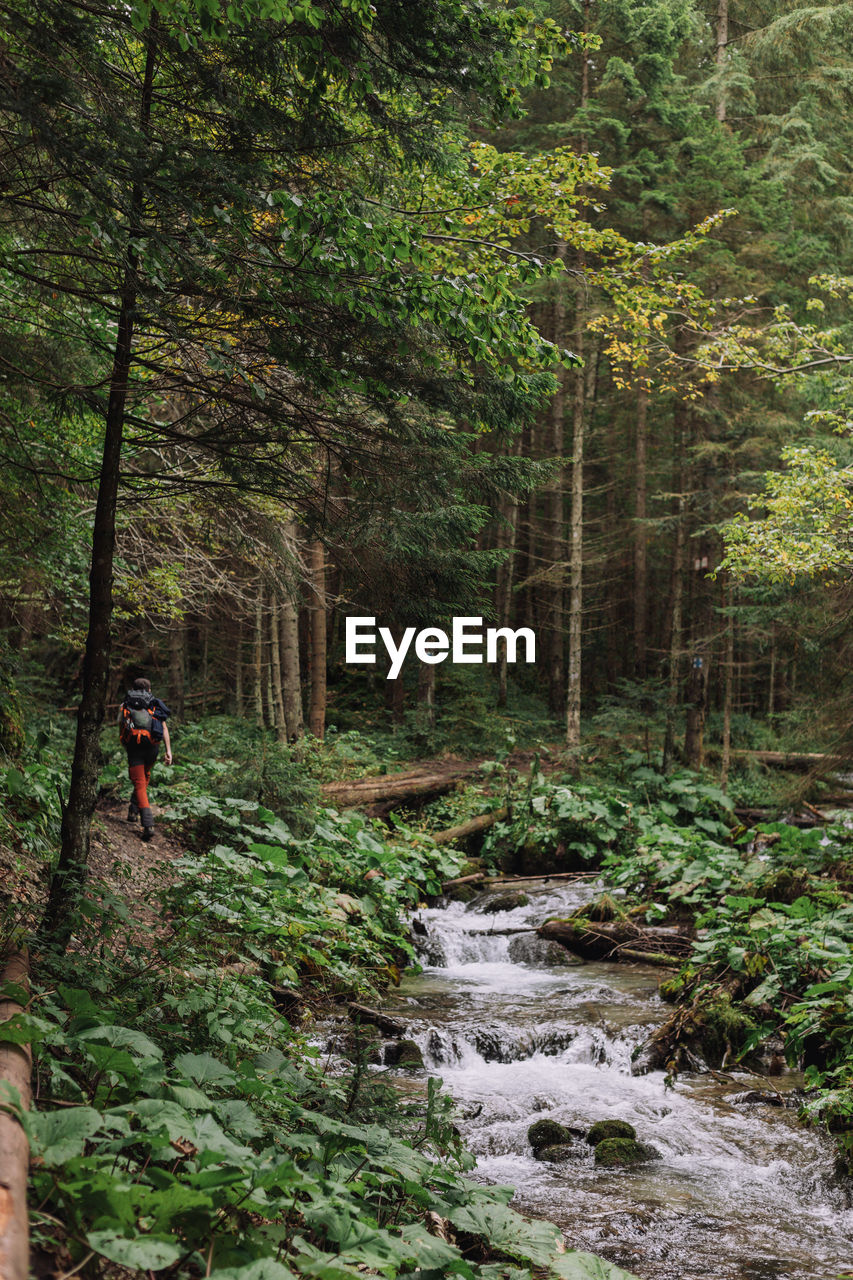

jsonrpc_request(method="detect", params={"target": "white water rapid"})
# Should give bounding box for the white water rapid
[381,881,853,1280]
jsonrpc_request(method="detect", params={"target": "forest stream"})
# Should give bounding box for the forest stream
[376,879,853,1280]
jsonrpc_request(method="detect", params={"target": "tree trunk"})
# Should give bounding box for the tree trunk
[417,661,436,729]
[235,617,245,717]
[169,622,185,718]
[565,313,586,751]
[767,629,777,717]
[253,584,264,725]
[43,22,159,948]
[663,401,689,771]
[264,599,276,731]
[566,17,590,753]
[546,247,567,716]
[308,540,326,739]
[281,590,304,741]
[684,649,709,770]
[721,577,735,790]
[270,596,287,742]
[716,0,729,122]
[633,384,649,678]
[201,612,210,698]
[0,948,31,1280]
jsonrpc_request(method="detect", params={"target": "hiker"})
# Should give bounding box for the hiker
[118,677,172,842]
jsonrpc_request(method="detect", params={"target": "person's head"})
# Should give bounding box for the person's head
[132,677,152,692]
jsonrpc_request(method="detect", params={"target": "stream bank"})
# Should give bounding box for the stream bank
[374,880,853,1280]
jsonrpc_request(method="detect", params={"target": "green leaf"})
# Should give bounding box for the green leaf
[87,1230,184,1270]
[26,1107,103,1164]
[211,1262,299,1280]
[553,1251,640,1280]
[174,1052,237,1085]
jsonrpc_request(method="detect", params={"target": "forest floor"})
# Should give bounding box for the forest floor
[1,797,180,944]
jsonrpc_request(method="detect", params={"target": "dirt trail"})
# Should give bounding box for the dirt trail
[1,797,182,945]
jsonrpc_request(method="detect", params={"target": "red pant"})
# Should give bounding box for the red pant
[129,761,153,809]
[127,742,159,810]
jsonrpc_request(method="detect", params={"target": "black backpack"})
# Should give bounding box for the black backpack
[119,690,157,746]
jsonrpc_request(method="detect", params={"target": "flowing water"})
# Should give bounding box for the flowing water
[377,880,853,1280]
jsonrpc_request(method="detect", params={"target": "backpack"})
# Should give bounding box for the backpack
[119,689,159,746]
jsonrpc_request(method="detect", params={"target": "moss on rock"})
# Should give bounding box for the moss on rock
[537,1144,581,1164]
[388,1039,424,1068]
[586,1119,636,1145]
[484,891,530,914]
[528,1119,574,1151]
[594,1137,661,1168]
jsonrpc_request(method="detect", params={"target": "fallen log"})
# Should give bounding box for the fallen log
[347,1003,406,1037]
[617,949,681,968]
[0,947,31,1280]
[537,918,691,961]
[440,872,486,892]
[731,750,847,771]
[322,770,475,811]
[433,808,507,847]
[733,807,822,829]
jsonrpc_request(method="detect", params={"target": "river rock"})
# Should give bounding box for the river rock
[537,1143,584,1164]
[483,891,530,914]
[594,1137,661,1168]
[385,1038,424,1068]
[528,1118,575,1152]
[587,1119,637,1145]
[507,934,584,967]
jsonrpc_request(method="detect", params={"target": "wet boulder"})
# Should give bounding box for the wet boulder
[507,934,584,967]
[483,891,530,914]
[586,1119,636,1145]
[594,1137,661,1168]
[528,1119,575,1153]
[385,1038,424,1069]
[537,1144,584,1164]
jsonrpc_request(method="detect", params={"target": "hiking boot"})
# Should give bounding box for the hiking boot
[127,800,139,823]
[140,806,154,842]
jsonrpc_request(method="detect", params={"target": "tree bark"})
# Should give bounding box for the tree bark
[495,436,522,707]
[43,22,159,947]
[565,313,586,751]
[235,617,245,717]
[546,247,567,716]
[633,384,649,678]
[169,621,185,718]
[663,399,689,771]
[308,540,326,739]
[253,583,264,725]
[716,0,729,122]
[280,590,304,741]
[0,949,31,1280]
[566,19,590,753]
[270,596,287,742]
[721,577,735,790]
[417,660,436,729]
[264,598,277,731]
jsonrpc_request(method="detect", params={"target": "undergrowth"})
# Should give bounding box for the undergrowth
[0,728,637,1280]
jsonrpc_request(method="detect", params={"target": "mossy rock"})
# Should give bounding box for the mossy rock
[387,1039,424,1069]
[484,891,530,914]
[528,1119,574,1152]
[537,1144,582,1164]
[446,884,480,903]
[594,1137,661,1168]
[586,1119,636,1145]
